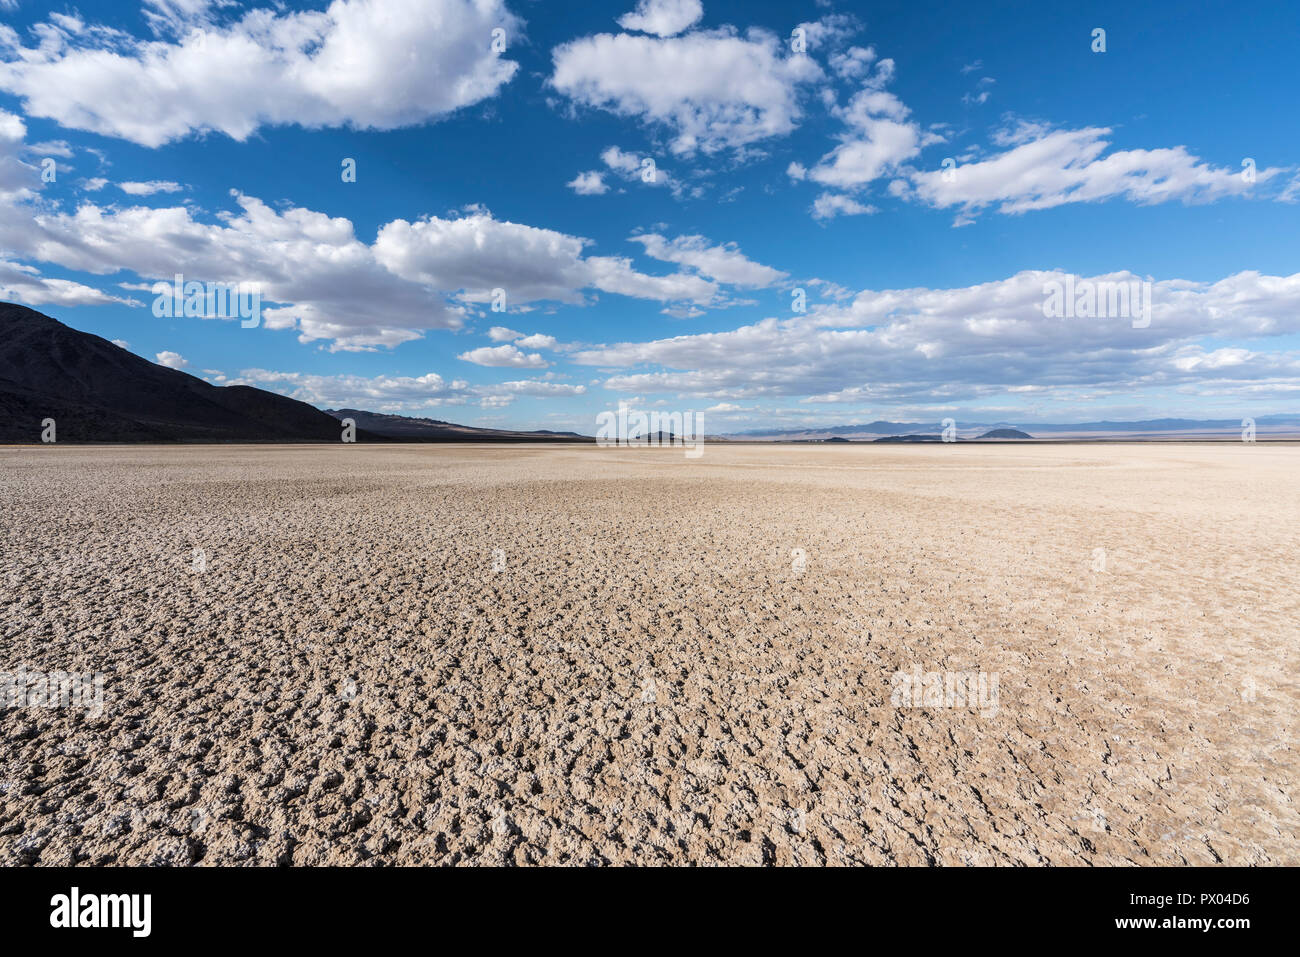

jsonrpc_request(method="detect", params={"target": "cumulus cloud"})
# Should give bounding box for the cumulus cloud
[490,378,585,398]
[792,13,859,51]
[483,327,557,349]
[617,0,703,38]
[602,145,670,187]
[155,350,188,369]
[568,146,677,199]
[565,269,1300,406]
[515,333,557,349]
[0,190,466,350]
[896,125,1284,222]
[629,233,787,287]
[829,46,877,80]
[0,259,141,307]
[375,213,596,306]
[567,170,608,195]
[457,344,549,368]
[789,56,923,192]
[0,0,522,147]
[0,146,755,349]
[810,193,877,220]
[374,210,719,308]
[551,25,823,155]
[237,369,471,408]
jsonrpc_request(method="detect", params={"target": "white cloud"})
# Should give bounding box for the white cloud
[811,193,877,220]
[800,117,920,187]
[0,0,522,147]
[660,304,704,319]
[471,378,587,408]
[793,13,859,51]
[0,259,141,307]
[617,0,703,38]
[1,162,750,348]
[239,367,587,414]
[567,170,608,195]
[119,180,183,195]
[155,350,188,369]
[600,145,669,187]
[790,58,922,192]
[28,139,74,158]
[1280,172,1300,204]
[1,190,467,350]
[237,368,473,408]
[140,1,230,36]
[583,254,717,304]
[829,45,876,79]
[515,333,557,349]
[490,378,585,398]
[1171,347,1252,372]
[375,212,594,306]
[601,145,643,176]
[898,125,1284,221]
[804,277,855,301]
[374,210,719,308]
[111,339,130,349]
[629,233,787,287]
[564,269,1300,405]
[961,76,995,106]
[457,344,549,368]
[0,109,38,202]
[551,26,823,155]
[488,325,523,341]
[590,145,687,195]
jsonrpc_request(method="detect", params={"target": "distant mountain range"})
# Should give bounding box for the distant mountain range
[870,428,1032,442]
[3,303,1297,443]
[724,416,1300,440]
[868,429,1029,442]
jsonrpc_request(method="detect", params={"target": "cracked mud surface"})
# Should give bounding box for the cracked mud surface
[1,443,1296,865]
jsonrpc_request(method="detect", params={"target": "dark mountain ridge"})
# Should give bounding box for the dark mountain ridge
[0,303,589,444]
[325,408,591,442]
[0,303,370,443]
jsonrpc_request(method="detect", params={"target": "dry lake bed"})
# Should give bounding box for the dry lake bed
[1,443,1295,865]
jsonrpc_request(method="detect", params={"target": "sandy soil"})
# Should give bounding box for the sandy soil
[0,443,1295,866]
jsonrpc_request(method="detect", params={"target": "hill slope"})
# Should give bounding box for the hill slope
[325,408,590,442]
[0,302,363,443]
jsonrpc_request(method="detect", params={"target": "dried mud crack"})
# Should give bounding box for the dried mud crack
[1,444,1295,865]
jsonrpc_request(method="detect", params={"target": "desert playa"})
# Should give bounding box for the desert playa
[1,443,1295,865]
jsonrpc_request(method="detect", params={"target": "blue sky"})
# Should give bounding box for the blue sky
[1,0,1298,432]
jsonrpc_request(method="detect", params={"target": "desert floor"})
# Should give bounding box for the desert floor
[1,443,1295,865]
